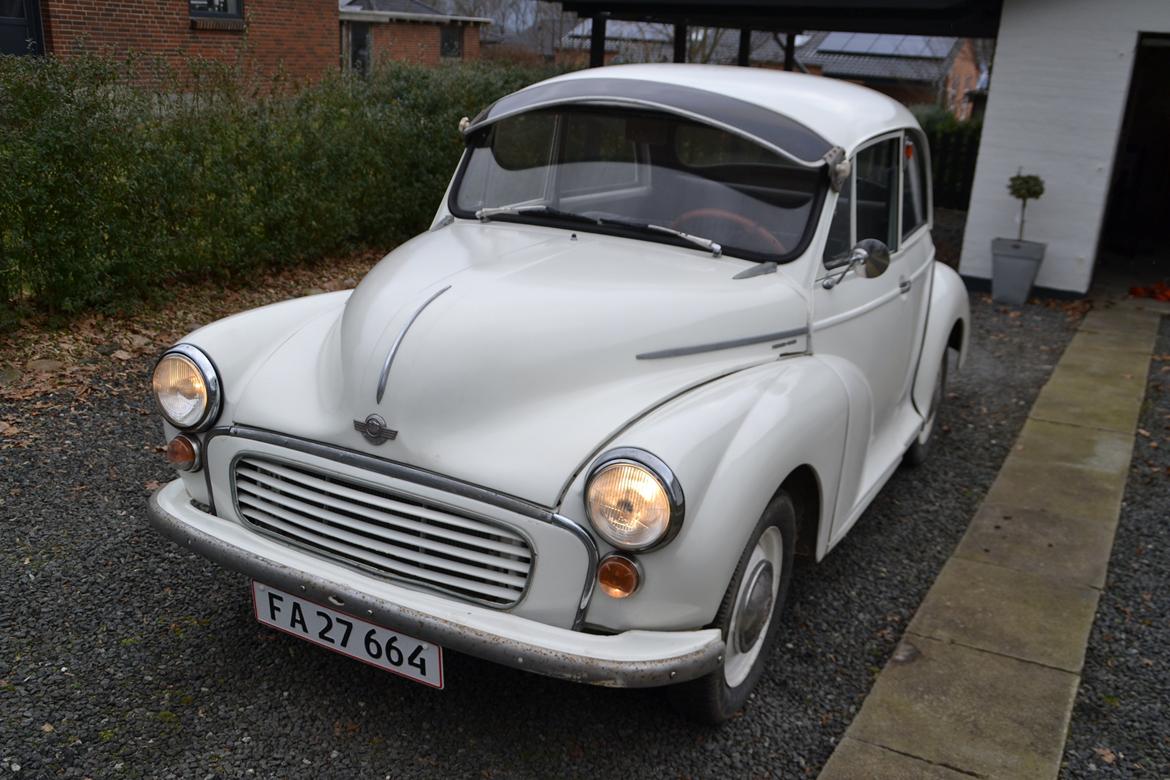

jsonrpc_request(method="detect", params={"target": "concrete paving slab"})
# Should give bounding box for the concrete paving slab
[1079,307,1161,336]
[1028,371,1145,434]
[907,557,1099,673]
[819,737,976,780]
[1009,419,1133,478]
[1067,326,1157,356]
[845,635,1079,780]
[1045,343,1152,387]
[984,456,1126,524]
[954,504,1115,589]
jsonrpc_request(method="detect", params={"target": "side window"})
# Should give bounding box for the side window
[822,173,852,266]
[902,132,929,239]
[855,138,900,250]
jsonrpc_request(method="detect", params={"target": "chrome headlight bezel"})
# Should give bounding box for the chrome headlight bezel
[584,447,685,552]
[151,343,222,432]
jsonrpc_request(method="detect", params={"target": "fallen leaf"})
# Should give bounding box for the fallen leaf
[143,479,162,491]
[40,723,54,733]
[1138,428,1151,438]
[111,350,134,361]
[1095,747,1117,764]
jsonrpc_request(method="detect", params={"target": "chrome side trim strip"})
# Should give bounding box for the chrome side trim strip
[636,327,808,360]
[376,285,451,404]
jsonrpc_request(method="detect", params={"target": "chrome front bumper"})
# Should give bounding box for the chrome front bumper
[148,479,725,688]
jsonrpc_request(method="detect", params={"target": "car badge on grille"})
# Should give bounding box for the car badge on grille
[354,414,397,445]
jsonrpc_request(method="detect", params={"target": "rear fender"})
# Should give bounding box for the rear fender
[913,262,970,414]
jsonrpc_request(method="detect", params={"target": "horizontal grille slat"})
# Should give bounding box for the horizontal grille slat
[237,491,528,588]
[240,461,525,546]
[235,470,530,572]
[233,457,533,607]
[240,506,524,603]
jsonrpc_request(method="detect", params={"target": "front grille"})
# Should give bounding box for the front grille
[232,457,532,607]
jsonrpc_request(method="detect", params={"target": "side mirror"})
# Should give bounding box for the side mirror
[855,238,890,279]
[822,239,891,289]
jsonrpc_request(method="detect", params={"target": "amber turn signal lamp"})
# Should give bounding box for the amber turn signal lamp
[598,554,641,599]
[166,434,201,472]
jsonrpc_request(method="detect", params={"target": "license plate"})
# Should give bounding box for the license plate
[251,582,443,689]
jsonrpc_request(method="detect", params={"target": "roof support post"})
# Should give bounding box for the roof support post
[589,14,608,67]
[783,31,796,71]
[673,23,687,63]
[737,28,751,66]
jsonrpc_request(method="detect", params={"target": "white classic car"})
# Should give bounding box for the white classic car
[148,64,969,723]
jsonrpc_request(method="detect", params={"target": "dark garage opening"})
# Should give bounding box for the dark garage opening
[1101,33,1170,278]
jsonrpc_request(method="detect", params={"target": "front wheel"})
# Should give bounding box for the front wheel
[667,492,796,724]
[904,349,949,467]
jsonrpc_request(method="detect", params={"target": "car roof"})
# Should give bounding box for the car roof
[543,64,920,154]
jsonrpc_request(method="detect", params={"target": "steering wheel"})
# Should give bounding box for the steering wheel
[672,208,787,255]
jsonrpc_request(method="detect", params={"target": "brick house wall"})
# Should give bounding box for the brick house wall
[40,0,338,84]
[348,20,480,67]
[943,39,981,120]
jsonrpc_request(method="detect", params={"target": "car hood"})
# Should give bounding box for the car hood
[233,221,809,507]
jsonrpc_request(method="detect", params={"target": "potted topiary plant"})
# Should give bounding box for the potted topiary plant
[991,170,1046,305]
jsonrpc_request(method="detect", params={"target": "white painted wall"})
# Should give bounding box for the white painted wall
[959,0,1170,294]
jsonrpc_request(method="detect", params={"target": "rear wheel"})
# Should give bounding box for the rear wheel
[905,350,948,467]
[667,492,796,724]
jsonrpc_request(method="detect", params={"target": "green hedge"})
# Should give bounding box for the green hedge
[0,56,554,323]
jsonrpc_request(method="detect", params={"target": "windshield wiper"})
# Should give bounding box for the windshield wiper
[586,212,723,258]
[474,204,600,225]
[475,205,723,258]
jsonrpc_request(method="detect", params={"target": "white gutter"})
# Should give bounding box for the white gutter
[339,9,492,24]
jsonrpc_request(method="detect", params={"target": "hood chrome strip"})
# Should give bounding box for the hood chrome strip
[635,327,808,360]
[376,285,451,404]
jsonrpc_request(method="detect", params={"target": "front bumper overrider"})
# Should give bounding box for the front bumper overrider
[147,479,725,688]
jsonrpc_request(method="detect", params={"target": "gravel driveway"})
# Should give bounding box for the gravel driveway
[0,295,1079,779]
[1063,315,1170,777]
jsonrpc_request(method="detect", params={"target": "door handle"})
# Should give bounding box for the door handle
[899,278,912,294]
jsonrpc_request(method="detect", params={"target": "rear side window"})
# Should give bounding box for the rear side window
[854,138,900,251]
[902,132,929,239]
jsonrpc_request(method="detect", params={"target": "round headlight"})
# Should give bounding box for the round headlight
[585,451,683,551]
[151,345,221,431]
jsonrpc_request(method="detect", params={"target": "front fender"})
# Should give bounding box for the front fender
[163,291,351,503]
[913,262,970,414]
[559,357,848,632]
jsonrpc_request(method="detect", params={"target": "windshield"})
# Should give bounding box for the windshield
[451,107,825,262]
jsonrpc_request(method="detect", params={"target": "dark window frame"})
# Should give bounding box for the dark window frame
[189,0,244,20]
[440,25,463,59]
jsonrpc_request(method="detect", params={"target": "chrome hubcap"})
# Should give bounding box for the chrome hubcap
[723,526,783,688]
[735,561,774,652]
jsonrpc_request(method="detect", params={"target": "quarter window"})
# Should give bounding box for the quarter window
[902,133,929,239]
[855,138,900,251]
[189,0,241,17]
[822,174,852,266]
[440,26,463,59]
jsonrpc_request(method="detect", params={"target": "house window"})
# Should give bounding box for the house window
[440,26,463,59]
[189,0,242,18]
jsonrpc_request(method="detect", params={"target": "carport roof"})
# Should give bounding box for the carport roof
[548,0,1002,37]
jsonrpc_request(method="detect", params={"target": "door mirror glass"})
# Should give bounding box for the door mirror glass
[854,238,890,278]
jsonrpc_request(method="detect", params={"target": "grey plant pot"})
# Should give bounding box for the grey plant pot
[991,238,1046,305]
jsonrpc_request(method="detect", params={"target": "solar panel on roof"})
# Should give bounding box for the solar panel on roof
[869,35,901,54]
[818,31,855,52]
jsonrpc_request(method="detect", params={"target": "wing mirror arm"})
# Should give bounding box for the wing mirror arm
[822,247,868,289]
[822,239,891,289]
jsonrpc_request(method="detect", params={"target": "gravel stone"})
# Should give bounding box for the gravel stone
[0,295,1078,777]
[1062,314,1170,778]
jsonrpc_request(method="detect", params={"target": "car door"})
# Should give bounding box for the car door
[898,129,936,410]
[812,133,918,527]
